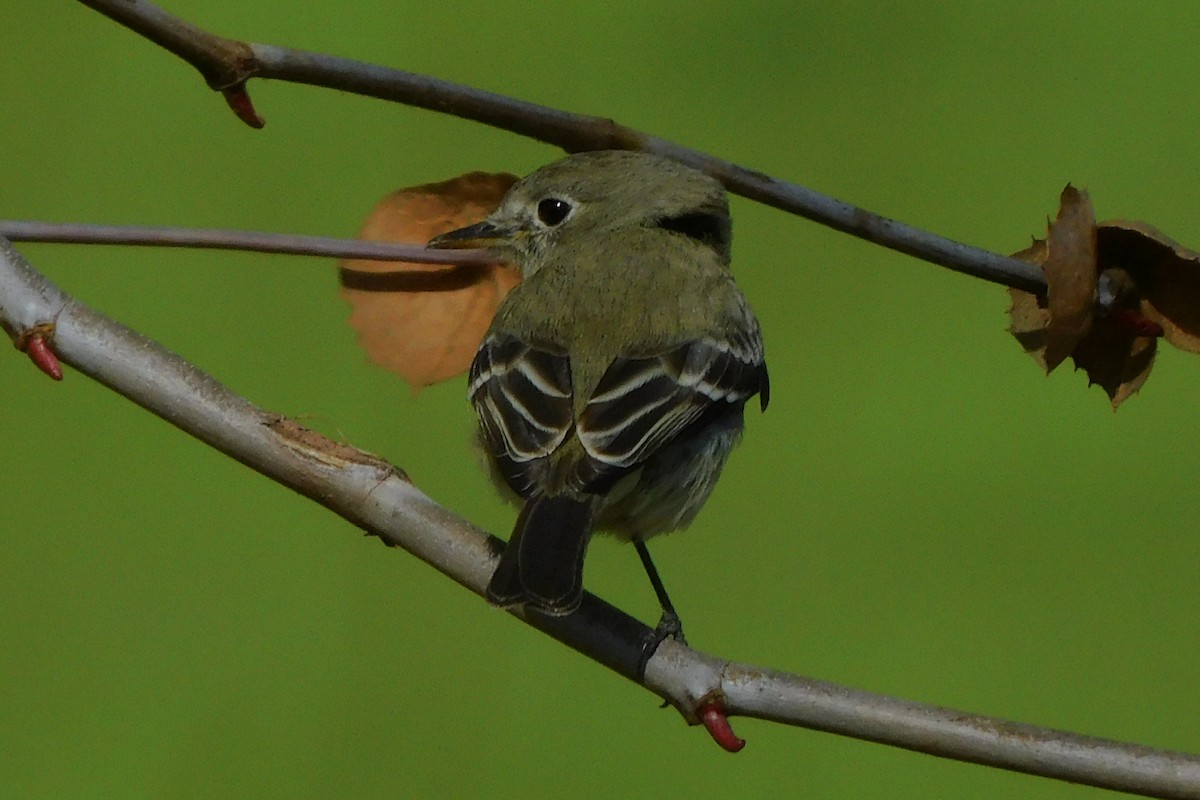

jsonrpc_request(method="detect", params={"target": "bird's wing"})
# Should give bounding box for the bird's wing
[470,327,769,498]
[578,327,768,478]
[468,332,574,498]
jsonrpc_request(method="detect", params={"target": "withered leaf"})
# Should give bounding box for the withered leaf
[1008,186,1098,371]
[1070,312,1156,408]
[341,172,520,392]
[1009,185,1164,407]
[1042,185,1097,371]
[1096,220,1200,354]
[1008,238,1051,370]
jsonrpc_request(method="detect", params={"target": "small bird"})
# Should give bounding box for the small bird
[428,150,768,626]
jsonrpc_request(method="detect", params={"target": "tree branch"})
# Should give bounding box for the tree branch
[0,220,489,265]
[75,0,1048,296]
[19,3,1190,795]
[4,236,1198,798]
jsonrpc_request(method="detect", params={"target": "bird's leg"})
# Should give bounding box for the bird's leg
[634,539,687,649]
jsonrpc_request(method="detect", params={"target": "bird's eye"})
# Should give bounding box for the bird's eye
[536,198,572,226]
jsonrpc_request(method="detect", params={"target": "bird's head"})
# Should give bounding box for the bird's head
[427,150,732,274]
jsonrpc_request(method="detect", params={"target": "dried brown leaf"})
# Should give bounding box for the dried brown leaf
[1070,312,1157,408]
[1042,185,1097,370]
[1096,220,1200,353]
[1008,187,1098,372]
[340,172,520,392]
[1007,238,1051,370]
[1009,186,1164,407]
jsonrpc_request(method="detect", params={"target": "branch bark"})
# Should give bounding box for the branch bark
[9,2,1189,796]
[4,236,1199,798]
[75,0,1048,296]
[0,220,490,265]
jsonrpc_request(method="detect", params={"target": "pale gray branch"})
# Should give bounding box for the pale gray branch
[3,238,1198,799]
[648,642,1200,798]
[8,3,1187,795]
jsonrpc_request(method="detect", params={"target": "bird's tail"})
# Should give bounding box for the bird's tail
[486,495,594,616]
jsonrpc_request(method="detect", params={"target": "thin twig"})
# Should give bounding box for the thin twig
[0,220,489,265]
[75,0,1048,296]
[33,2,1193,794]
[2,237,1197,798]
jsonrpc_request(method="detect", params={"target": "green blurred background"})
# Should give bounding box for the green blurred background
[3,2,1198,797]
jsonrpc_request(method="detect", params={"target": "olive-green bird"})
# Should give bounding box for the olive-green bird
[429,150,768,621]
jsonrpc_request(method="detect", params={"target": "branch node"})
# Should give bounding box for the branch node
[558,116,645,154]
[14,322,63,381]
[698,698,746,753]
[221,83,265,129]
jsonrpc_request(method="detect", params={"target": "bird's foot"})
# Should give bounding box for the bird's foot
[636,609,688,680]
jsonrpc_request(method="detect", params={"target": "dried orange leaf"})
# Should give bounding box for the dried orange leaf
[340,172,519,392]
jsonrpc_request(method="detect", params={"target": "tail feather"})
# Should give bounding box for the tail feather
[486,495,594,615]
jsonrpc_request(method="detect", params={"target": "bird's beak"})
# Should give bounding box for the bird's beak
[427,220,516,250]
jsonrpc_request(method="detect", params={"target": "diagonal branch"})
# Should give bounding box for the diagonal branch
[75,0,1047,296]
[30,3,1192,795]
[3,237,1199,798]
